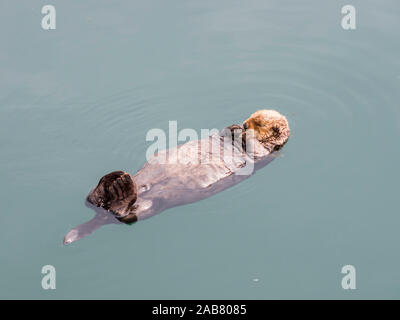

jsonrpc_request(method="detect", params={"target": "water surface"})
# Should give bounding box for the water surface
[1,0,400,299]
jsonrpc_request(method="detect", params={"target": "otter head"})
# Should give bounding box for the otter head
[243,109,290,151]
[87,171,138,224]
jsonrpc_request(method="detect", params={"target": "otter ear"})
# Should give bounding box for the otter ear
[87,171,137,219]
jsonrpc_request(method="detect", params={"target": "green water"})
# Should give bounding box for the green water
[1,0,399,299]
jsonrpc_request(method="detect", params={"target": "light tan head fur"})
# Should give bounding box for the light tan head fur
[243,110,290,151]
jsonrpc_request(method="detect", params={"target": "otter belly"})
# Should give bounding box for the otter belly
[131,134,249,220]
[85,130,274,224]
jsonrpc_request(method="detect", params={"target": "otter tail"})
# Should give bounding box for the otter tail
[86,171,138,224]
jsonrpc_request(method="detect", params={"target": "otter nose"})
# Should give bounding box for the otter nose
[243,123,248,130]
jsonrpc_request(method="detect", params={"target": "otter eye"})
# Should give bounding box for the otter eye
[272,126,280,134]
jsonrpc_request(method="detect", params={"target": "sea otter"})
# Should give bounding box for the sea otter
[64,110,290,244]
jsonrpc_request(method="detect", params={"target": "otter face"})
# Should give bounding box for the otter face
[87,171,138,223]
[243,110,290,151]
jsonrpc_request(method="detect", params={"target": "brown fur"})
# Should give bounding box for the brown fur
[87,171,138,223]
[243,110,290,151]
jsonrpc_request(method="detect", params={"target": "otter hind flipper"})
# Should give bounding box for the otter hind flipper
[87,171,138,221]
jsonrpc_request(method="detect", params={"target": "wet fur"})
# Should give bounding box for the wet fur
[243,110,290,151]
[87,171,138,224]
[87,110,290,224]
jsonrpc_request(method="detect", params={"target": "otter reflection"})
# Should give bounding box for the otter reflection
[64,110,290,244]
